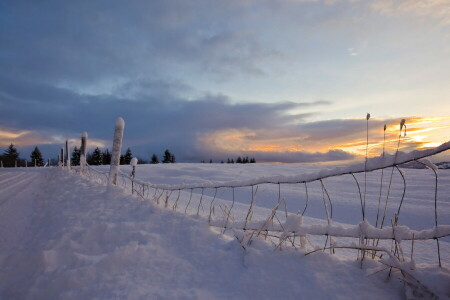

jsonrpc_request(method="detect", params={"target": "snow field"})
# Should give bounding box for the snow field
[0,165,449,299]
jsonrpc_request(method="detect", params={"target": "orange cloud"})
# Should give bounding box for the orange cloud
[0,126,107,150]
[199,116,450,160]
[332,116,450,156]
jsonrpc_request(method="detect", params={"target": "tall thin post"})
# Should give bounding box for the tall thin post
[0,160,3,168]
[60,148,64,167]
[15,160,17,168]
[65,140,71,170]
[108,117,125,186]
[130,157,138,194]
[80,132,88,174]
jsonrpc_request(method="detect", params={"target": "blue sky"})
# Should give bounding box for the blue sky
[1,0,449,162]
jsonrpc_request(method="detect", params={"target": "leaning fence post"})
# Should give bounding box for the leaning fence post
[108,117,125,186]
[130,157,138,194]
[80,132,88,174]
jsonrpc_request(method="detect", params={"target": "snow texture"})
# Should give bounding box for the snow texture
[108,117,125,185]
[2,168,428,299]
[130,157,138,167]
[119,141,450,191]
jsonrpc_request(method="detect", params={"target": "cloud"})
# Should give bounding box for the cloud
[369,0,450,25]
[0,75,331,161]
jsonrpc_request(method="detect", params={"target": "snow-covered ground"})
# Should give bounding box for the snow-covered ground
[0,165,449,299]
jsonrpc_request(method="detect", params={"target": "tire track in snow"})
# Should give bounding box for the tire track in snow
[0,169,46,252]
[0,171,40,207]
[0,171,29,187]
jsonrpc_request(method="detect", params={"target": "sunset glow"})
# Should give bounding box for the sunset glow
[1,1,449,162]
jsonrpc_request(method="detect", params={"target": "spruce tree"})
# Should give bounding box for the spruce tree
[151,154,159,164]
[3,144,19,167]
[71,146,80,166]
[236,156,242,164]
[102,149,111,165]
[162,149,172,163]
[91,147,103,165]
[123,148,132,164]
[30,146,44,166]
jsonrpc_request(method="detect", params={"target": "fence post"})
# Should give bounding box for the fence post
[15,160,17,168]
[0,160,3,168]
[60,148,64,167]
[108,117,125,186]
[80,132,88,174]
[65,140,71,170]
[130,157,138,194]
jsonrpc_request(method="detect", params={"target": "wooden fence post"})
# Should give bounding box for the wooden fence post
[60,148,64,167]
[108,117,125,186]
[65,140,71,170]
[80,132,88,174]
[130,157,138,194]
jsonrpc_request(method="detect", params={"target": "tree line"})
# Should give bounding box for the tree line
[72,147,176,165]
[0,144,45,167]
[1,144,257,167]
[201,157,256,164]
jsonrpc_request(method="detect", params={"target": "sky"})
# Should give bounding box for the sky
[1,0,450,163]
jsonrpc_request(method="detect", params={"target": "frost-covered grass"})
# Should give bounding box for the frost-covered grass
[0,165,449,299]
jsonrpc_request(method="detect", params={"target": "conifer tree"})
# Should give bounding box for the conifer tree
[71,146,80,166]
[236,156,242,164]
[123,148,132,164]
[3,144,19,167]
[102,149,111,165]
[151,154,159,164]
[30,146,44,166]
[162,149,172,163]
[91,147,103,165]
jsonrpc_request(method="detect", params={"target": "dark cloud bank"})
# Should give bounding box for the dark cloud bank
[0,75,355,162]
[0,0,363,163]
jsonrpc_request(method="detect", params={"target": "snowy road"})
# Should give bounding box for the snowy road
[0,167,448,299]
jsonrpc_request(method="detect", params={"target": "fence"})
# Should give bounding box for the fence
[70,118,450,298]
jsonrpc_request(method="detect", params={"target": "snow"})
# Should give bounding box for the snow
[116,117,125,129]
[130,157,138,167]
[1,164,449,299]
[113,141,450,190]
[108,117,125,185]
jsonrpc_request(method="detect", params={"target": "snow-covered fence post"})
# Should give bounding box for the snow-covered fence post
[25,160,28,168]
[60,148,64,167]
[108,117,125,186]
[130,157,138,194]
[80,132,88,174]
[0,160,3,168]
[65,140,71,170]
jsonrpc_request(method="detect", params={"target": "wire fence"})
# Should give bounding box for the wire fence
[68,118,450,298]
[77,141,450,263]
